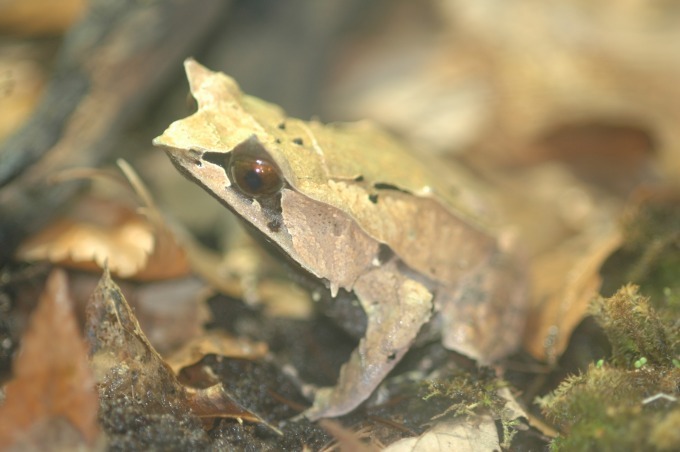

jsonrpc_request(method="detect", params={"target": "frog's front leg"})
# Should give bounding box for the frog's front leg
[302,261,433,421]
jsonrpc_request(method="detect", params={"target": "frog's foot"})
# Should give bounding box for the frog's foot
[301,263,433,421]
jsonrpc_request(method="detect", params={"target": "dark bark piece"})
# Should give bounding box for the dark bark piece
[0,0,229,265]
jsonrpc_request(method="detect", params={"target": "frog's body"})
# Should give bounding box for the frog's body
[154,60,526,420]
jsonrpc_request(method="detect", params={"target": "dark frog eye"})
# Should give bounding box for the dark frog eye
[229,153,283,198]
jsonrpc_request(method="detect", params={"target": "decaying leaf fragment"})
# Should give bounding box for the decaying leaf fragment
[524,227,622,362]
[16,163,191,281]
[0,269,101,450]
[383,416,500,452]
[85,268,281,439]
[166,329,268,375]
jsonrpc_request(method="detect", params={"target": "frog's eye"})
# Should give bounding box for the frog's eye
[229,154,283,198]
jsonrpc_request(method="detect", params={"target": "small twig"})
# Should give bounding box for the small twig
[367,415,418,437]
[642,393,677,405]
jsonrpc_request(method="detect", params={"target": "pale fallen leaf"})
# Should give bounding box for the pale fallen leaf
[0,269,101,450]
[323,2,488,156]
[383,416,500,452]
[437,0,680,179]
[17,198,155,277]
[258,280,313,319]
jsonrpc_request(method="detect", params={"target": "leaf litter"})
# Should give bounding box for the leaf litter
[3,1,680,449]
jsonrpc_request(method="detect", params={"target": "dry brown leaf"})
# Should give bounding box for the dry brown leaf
[329,0,680,183]
[64,271,209,356]
[185,385,282,435]
[166,329,268,375]
[531,122,655,195]
[16,167,191,281]
[436,0,680,179]
[462,160,625,362]
[0,49,47,142]
[524,228,622,362]
[0,269,101,450]
[0,0,87,35]
[17,198,155,275]
[85,268,279,434]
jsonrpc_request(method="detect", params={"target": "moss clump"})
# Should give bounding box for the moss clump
[422,370,506,418]
[539,285,680,451]
[539,364,680,451]
[590,285,676,367]
[422,370,520,447]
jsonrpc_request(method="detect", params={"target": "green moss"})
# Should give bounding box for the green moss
[423,372,505,417]
[540,284,680,451]
[539,365,680,451]
[590,285,675,367]
[421,370,519,447]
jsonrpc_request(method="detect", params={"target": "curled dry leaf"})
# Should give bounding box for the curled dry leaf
[85,268,280,436]
[185,385,281,435]
[16,165,191,281]
[17,197,155,276]
[166,329,268,375]
[0,269,101,450]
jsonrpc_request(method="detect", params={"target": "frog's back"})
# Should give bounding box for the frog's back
[271,119,500,286]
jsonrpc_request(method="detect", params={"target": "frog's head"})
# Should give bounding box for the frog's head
[152,60,380,293]
[153,59,302,259]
